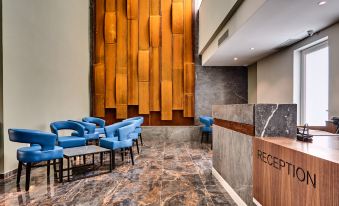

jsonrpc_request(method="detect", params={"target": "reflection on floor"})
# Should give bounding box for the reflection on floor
[0,140,235,206]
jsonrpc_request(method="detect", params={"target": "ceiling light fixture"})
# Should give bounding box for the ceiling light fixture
[250,47,255,50]
[318,1,327,6]
[234,57,238,61]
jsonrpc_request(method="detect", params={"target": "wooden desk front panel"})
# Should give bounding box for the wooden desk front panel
[253,137,339,206]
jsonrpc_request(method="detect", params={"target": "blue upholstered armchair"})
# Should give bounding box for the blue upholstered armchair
[8,129,64,191]
[199,116,214,148]
[99,121,136,168]
[50,121,86,148]
[68,120,100,144]
[82,117,106,135]
[123,117,144,154]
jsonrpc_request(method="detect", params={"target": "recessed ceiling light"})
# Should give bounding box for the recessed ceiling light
[318,1,327,6]
[234,57,238,61]
[250,47,255,50]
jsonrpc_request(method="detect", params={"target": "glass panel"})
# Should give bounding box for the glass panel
[305,46,329,126]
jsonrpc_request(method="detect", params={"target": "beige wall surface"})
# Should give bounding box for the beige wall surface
[257,22,339,120]
[248,63,257,104]
[1,0,90,173]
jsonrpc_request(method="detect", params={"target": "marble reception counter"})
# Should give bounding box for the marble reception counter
[212,104,297,206]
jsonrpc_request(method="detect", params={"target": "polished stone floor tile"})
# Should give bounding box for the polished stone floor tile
[0,140,235,206]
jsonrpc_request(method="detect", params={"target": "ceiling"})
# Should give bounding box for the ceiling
[203,0,339,66]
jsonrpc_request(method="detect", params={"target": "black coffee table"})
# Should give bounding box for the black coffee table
[63,145,112,181]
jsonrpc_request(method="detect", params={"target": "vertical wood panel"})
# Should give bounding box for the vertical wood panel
[172,1,184,34]
[105,44,116,108]
[183,94,194,117]
[94,63,105,117]
[128,19,139,105]
[150,15,161,48]
[105,12,117,43]
[95,0,105,63]
[116,0,128,118]
[184,0,193,63]
[138,50,150,82]
[127,0,138,19]
[150,0,160,15]
[139,0,150,50]
[184,63,194,94]
[161,81,173,120]
[106,0,116,12]
[173,34,184,69]
[150,47,160,111]
[139,82,150,114]
[161,0,172,81]
[173,69,184,110]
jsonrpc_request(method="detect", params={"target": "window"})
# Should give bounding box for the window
[300,41,329,126]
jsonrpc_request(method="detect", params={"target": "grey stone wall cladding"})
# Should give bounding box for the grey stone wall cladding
[194,11,248,124]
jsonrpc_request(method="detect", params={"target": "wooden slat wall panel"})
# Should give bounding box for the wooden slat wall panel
[127,0,138,19]
[105,12,116,43]
[173,34,183,69]
[139,82,150,114]
[173,68,183,109]
[184,63,194,117]
[139,0,150,50]
[172,1,184,34]
[94,63,105,117]
[105,44,116,108]
[138,50,150,82]
[106,0,116,12]
[150,0,160,15]
[150,16,161,48]
[116,0,128,118]
[128,19,139,105]
[184,0,193,63]
[150,47,160,111]
[161,81,173,120]
[95,0,105,63]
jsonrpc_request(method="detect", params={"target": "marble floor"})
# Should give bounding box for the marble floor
[0,140,235,206]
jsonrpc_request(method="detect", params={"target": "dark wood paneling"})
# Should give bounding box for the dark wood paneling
[213,118,254,136]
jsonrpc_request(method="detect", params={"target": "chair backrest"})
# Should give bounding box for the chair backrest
[82,117,105,128]
[104,121,132,138]
[8,128,57,151]
[123,118,143,127]
[50,121,85,137]
[117,123,136,141]
[123,116,144,125]
[68,120,96,134]
[199,116,213,127]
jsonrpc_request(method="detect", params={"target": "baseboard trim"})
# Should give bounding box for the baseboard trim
[212,167,247,206]
[0,168,17,180]
[253,198,262,206]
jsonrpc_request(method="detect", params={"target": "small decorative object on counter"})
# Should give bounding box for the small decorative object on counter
[297,124,313,142]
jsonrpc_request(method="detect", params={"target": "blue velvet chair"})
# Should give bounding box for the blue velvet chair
[123,116,144,143]
[68,120,100,144]
[199,116,214,148]
[82,117,106,135]
[8,129,64,191]
[123,117,144,154]
[99,121,136,168]
[50,121,86,148]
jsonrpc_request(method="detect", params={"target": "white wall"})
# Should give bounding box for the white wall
[2,0,90,173]
[257,22,339,120]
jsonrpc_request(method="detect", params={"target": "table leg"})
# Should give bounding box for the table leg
[100,153,103,166]
[59,158,63,183]
[67,157,70,181]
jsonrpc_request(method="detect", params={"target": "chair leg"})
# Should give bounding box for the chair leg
[17,162,23,185]
[59,158,63,183]
[136,139,140,154]
[83,155,86,164]
[47,160,51,179]
[129,147,134,165]
[25,163,32,191]
[112,150,115,169]
[53,160,57,178]
[139,133,143,146]
[120,149,124,161]
[210,133,213,150]
[201,132,204,144]
[100,152,103,166]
